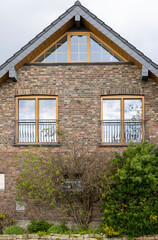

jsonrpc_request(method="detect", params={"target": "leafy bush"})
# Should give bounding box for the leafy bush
[3,225,24,235]
[102,142,158,238]
[16,146,106,226]
[28,219,52,233]
[37,231,47,236]
[0,212,16,234]
[47,222,69,234]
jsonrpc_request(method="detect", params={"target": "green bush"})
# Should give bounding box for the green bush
[28,219,52,233]
[37,231,47,236]
[47,222,69,234]
[3,225,24,235]
[0,212,16,234]
[102,142,158,238]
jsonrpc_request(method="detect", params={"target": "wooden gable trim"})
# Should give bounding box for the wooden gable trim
[14,18,75,71]
[82,18,142,69]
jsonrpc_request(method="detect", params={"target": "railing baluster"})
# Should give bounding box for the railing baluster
[102,120,143,143]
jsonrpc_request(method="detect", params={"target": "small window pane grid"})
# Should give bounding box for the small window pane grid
[15,97,57,144]
[35,36,67,63]
[90,35,122,62]
[0,174,5,190]
[70,35,87,61]
[34,33,124,63]
[16,201,25,211]
[102,97,144,144]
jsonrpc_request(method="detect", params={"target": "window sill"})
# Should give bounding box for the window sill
[12,143,61,147]
[98,144,129,147]
[98,143,141,147]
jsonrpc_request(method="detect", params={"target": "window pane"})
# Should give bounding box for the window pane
[71,53,79,61]
[71,35,87,61]
[79,53,87,61]
[18,100,35,143]
[79,44,87,53]
[45,52,56,62]
[71,44,78,53]
[39,99,56,143]
[90,35,123,62]
[39,100,56,119]
[103,100,121,143]
[103,100,120,120]
[124,99,142,143]
[124,99,142,120]
[19,100,35,119]
[35,36,67,63]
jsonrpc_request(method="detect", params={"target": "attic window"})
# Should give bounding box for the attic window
[90,35,122,62]
[35,36,67,63]
[34,32,124,63]
[71,35,87,61]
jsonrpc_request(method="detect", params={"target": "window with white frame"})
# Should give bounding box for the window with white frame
[0,174,5,190]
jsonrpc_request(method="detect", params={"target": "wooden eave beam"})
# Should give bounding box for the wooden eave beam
[15,18,75,71]
[141,65,149,81]
[9,67,18,82]
[75,14,81,29]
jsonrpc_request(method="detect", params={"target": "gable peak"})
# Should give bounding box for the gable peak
[74,1,81,6]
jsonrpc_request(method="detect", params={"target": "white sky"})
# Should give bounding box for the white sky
[0,0,158,66]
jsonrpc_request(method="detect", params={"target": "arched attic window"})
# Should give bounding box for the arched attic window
[34,32,124,63]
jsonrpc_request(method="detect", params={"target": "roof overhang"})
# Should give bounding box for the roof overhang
[0,0,158,84]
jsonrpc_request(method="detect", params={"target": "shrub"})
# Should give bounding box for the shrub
[3,225,24,235]
[16,146,107,227]
[102,142,158,238]
[28,219,52,233]
[37,231,47,236]
[47,222,69,234]
[0,212,16,234]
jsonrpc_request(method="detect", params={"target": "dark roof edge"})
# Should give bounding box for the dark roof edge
[24,61,134,66]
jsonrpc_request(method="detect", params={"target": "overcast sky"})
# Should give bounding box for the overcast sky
[0,0,158,66]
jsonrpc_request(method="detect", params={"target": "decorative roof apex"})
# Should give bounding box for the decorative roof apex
[74,1,81,6]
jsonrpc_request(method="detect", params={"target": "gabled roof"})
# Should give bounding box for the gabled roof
[0,0,158,83]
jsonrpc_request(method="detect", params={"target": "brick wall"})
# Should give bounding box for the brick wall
[0,63,158,221]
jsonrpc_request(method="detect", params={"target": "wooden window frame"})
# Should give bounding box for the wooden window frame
[15,96,58,145]
[101,95,144,145]
[32,32,127,63]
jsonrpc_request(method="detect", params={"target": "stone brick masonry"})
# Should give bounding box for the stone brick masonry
[0,63,158,221]
[0,233,158,240]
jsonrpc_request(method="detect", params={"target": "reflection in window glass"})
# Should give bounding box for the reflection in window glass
[18,100,35,143]
[90,35,122,62]
[35,36,67,63]
[124,99,142,143]
[124,99,142,120]
[103,100,121,143]
[71,35,87,61]
[39,100,56,143]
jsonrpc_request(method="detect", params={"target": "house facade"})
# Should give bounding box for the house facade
[0,1,158,223]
